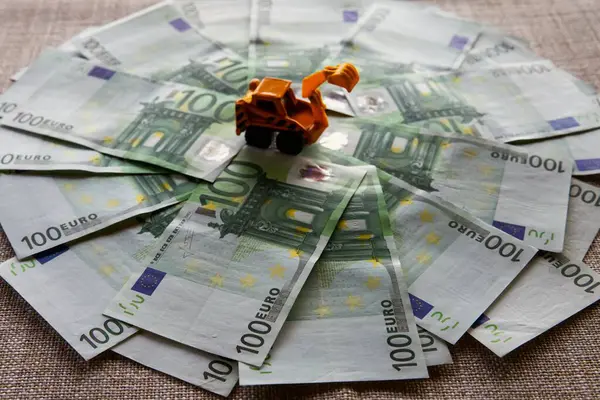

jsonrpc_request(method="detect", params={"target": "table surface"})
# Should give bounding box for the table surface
[1,0,600,399]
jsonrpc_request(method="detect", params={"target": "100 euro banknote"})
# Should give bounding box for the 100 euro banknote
[320,117,573,252]
[72,2,249,95]
[240,168,429,385]
[460,33,541,70]
[248,0,371,80]
[304,146,538,343]
[0,51,243,181]
[104,147,365,366]
[247,0,372,115]
[174,0,252,55]
[340,1,482,71]
[469,179,600,356]
[0,210,238,396]
[0,125,159,173]
[0,172,196,259]
[348,60,600,142]
[519,128,600,176]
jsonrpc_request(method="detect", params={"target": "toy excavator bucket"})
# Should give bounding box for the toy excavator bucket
[301,63,360,98]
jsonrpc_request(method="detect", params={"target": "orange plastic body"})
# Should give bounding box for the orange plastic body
[235,63,360,145]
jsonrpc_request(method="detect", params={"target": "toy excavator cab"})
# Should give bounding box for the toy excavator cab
[235,63,360,155]
[247,78,298,117]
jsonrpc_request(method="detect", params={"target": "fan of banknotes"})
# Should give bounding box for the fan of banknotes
[2,0,600,397]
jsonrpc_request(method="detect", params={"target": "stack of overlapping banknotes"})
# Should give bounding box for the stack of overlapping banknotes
[2,0,600,396]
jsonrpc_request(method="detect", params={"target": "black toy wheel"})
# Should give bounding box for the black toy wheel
[276,131,305,155]
[245,127,273,149]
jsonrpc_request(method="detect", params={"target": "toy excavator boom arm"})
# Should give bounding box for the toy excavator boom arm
[301,63,360,98]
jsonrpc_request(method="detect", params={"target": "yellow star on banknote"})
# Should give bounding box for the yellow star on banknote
[296,226,311,233]
[89,155,101,165]
[345,295,363,310]
[240,274,256,288]
[286,209,297,218]
[269,264,286,279]
[210,273,224,287]
[462,126,474,135]
[203,201,217,211]
[99,265,115,277]
[184,259,202,273]
[416,252,432,264]
[391,146,404,153]
[103,136,114,145]
[337,220,349,230]
[162,182,173,191]
[463,148,478,159]
[106,199,120,208]
[484,184,499,195]
[136,194,146,204]
[358,233,374,240]
[441,141,451,149]
[368,258,380,268]
[479,165,494,176]
[365,276,381,290]
[400,198,413,206]
[80,194,93,205]
[426,232,441,245]
[314,305,331,318]
[63,183,74,191]
[420,209,434,223]
[289,249,302,258]
[231,196,245,203]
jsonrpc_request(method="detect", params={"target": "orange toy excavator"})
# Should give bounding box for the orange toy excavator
[235,63,360,155]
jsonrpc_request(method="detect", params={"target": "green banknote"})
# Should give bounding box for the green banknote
[239,168,428,385]
[561,179,600,260]
[249,0,371,80]
[319,117,573,252]
[173,0,251,55]
[348,60,600,142]
[340,1,482,71]
[104,147,365,366]
[460,33,541,70]
[469,179,600,356]
[3,51,161,174]
[518,128,600,176]
[0,171,196,259]
[0,51,243,180]
[10,27,98,82]
[0,210,239,396]
[248,0,374,116]
[304,146,538,344]
[417,327,452,366]
[72,2,249,95]
[0,125,160,173]
[113,332,238,396]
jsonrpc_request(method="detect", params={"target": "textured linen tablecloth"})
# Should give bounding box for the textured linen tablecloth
[1,0,600,398]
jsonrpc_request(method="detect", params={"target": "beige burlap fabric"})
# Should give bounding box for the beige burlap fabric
[1,0,600,398]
